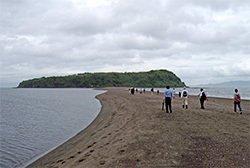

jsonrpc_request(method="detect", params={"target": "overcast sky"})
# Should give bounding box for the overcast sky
[1,0,250,87]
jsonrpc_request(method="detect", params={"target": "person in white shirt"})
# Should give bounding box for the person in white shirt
[164,86,174,113]
[233,89,242,114]
[172,88,176,99]
[181,87,188,109]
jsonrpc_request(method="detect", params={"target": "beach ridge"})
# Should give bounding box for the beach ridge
[28,88,250,168]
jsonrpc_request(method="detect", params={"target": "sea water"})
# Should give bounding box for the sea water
[0,88,105,168]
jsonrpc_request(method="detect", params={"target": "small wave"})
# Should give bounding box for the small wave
[0,149,21,168]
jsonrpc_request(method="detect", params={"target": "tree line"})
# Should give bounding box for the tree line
[17,70,186,88]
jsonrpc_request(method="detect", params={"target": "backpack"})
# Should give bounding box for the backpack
[183,91,187,97]
[201,92,207,100]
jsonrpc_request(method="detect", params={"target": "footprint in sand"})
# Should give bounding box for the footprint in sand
[104,124,110,128]
[99,160,106,165]
[90,149,94,153]
[102,136,107,139]
[78,158,85,163]
[68,156,75,159]
[87,142,97,148]
[77,151,82,154]
[119,149,125,153]
[84,153,91,157]
[57,159,64,163]
[61,161,65,164]
[108,133,112,135]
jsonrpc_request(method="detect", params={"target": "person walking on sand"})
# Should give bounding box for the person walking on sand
[181,87,188,109]
[198,88,207,109]
[157,90,160,95]
[234,89,242,114]
[151,88,154,95]
[164,86,173,113]
[173,88,176,99]
[130,87,135,95]
[139,88,143,94]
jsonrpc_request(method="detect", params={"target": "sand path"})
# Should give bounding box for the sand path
[28,88,250,168]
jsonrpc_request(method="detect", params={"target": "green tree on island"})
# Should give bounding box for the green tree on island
[18,70,186,88]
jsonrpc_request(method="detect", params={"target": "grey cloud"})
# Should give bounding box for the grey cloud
[182,0,250,10]
[1,0,250,87]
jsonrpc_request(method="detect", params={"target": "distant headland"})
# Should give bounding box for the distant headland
[17,70,186,88]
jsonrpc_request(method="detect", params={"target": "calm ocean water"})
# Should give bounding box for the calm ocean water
[0,88,105,168]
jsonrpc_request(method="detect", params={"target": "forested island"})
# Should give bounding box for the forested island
[17,70,185,88]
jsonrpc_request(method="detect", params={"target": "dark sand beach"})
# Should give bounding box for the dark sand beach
[28,88,250,168]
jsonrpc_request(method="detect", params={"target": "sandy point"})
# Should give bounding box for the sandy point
[28,87,250,168]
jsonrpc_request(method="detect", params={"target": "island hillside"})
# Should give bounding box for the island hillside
[17,70,185,88]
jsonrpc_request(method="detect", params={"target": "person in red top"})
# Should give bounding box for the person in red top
[234,89,242,114]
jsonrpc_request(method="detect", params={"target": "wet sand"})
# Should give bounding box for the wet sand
[28,88,250,168]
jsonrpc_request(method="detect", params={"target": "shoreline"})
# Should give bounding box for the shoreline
[22,89,107,168]
[27,88,250,167]
[5,87,250,100]
[26,88,116,167]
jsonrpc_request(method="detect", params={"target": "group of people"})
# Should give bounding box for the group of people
[129,86,243,114]
[151,88,160,95]
[130,87,146,95]
[130,87,161,95]
[163,86,243,114]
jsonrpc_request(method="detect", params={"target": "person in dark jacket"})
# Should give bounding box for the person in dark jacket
[151,88,154,95]
[179,92,181,97]
[198,88,207,109]
[157,90,160,95]
[234,89,242,114]
[130,87,135,95]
